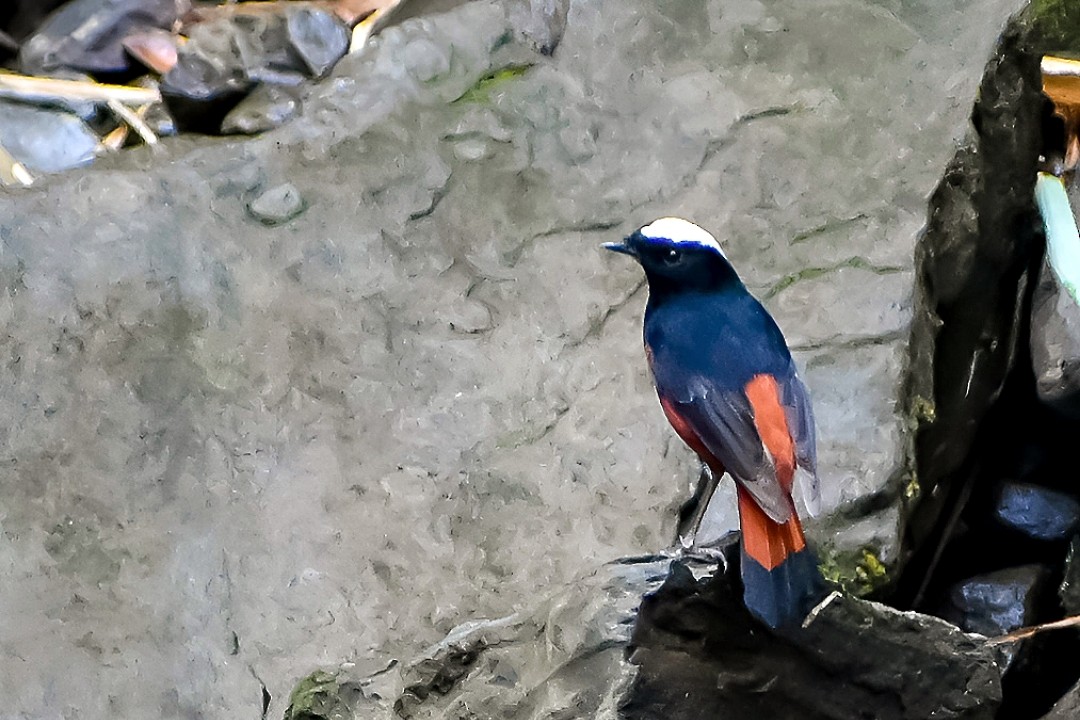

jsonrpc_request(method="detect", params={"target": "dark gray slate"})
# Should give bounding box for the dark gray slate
[994,482,1080,541]
[19,0,183,74]
[248,183,305,225]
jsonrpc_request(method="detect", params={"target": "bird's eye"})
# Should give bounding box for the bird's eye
[664,249,681,264]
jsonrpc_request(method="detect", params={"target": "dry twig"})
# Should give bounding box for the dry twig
[106,100,159,147]
[986,614,1080,646]
[0,72,160,106]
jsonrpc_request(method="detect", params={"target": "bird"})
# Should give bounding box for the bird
[604,216,824,628]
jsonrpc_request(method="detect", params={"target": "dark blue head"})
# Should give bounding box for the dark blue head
[604,217,741,296]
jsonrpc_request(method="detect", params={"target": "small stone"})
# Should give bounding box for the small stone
[0,101,97,173]
[248,183,305,225]
[944,565,1047,637]
[221,84,300,135]
[994,482,1080,541]
[286,8,350,78]
[1031,248,1080,415]
[451,137,490,161]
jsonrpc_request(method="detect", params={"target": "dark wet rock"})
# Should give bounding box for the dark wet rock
[1043,678,1080,719]
[248,183,305,225]
[627,557,1003,720]
[899,6,1056,603]
[286,8,351,78]
[19,0,185,75]
[1060,536,1080,614]
[0,100,97,173]
[943,565,1047,637]
[994,481,1080,541]
[162,7,348,133]
[221,84,301,135]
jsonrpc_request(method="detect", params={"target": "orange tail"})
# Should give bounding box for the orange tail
[737,486,823,628]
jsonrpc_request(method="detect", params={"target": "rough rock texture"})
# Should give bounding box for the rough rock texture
[627,558,1004,720]
[279,551,1006,720]
[0,0,1022,718]
[281,555,667,719]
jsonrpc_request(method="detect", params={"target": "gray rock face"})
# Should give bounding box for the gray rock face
[0,0,1022,717]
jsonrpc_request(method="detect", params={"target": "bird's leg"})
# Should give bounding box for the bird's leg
[676,463,720,548]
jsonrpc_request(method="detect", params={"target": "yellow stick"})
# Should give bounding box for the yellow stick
[0,72,160,106]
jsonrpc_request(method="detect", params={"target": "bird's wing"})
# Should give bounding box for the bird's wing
[780,371,821,516]
[665,373,797,524]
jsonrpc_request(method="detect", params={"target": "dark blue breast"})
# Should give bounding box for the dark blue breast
[644,287,794,399]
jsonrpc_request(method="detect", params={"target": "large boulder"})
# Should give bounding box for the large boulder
[0,0,1023,717]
